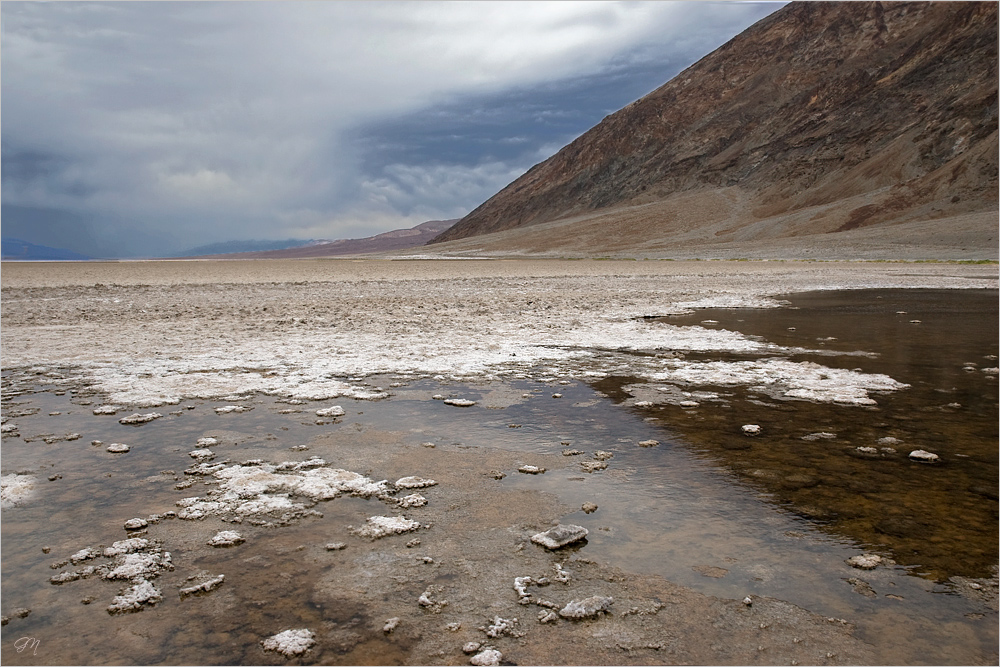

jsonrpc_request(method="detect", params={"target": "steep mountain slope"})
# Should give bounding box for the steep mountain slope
[431,2,997,257]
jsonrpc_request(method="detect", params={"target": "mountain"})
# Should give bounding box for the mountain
[430,2,998,259]
[1,237,91,261]
[190,219,458,259]
[173,238,316,257]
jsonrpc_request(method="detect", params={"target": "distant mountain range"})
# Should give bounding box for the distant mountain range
[1,238,91,261]
[173,238,318,257]
[185,219,458,259]
[430,1,998,259]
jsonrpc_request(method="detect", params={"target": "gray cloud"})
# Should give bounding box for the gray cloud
[1,1,783,256]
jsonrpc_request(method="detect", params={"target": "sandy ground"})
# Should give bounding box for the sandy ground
[2,258,997,665]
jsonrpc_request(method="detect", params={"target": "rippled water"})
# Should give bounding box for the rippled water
[1,289,996,665]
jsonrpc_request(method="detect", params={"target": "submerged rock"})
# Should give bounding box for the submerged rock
[531,524,588,550]
[261,629,315,657]
[559,595,613,619]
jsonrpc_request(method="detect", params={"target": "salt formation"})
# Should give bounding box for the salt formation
[261,629,315,657]
[559,596,614,619]
[531,524,588,550]
[352,515,421,539]
[118,412,161,425]
[1,474,36,509]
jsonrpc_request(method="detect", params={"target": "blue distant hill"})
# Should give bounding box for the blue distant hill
[1,238,91,261]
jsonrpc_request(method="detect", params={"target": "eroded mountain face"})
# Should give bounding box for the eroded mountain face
[433,2,998,249]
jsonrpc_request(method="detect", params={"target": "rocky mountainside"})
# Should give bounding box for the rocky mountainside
[430,2,997,258]
[194,219,457,259]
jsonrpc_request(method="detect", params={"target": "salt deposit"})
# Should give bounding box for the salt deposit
[395,476,437,489]
[207,530,244,547]
[352,515,421,539]
[107,443,130,453]
[470,648,503,666]
[261,629,315,657]
[559,595,614,619]
[118,412,161,425]
[316,405,345,417]
[107,580,163,614]
[179,574,225,597]
[909,450,941,463]
[1,474,36,509]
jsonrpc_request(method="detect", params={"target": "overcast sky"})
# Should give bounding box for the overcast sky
[2,1,784,258]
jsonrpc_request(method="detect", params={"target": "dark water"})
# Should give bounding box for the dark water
[1,289,996,665]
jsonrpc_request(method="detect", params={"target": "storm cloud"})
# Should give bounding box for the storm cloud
[2,1,783,257]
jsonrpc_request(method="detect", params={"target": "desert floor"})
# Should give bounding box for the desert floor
[1,259,997,666]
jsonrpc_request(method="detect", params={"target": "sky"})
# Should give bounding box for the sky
[1,1,784,258]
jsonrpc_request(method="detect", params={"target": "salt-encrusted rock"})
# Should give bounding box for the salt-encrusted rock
[470,649,503,666]
[463,641,482,654]
[352,515,421,539]
[679,400,700,408]
[538,609,559,623]
[124,518,148,531]
[909,450,940,463]
[562,449,584,456]
[119,413,161,425]
[878,437,901,446]
[559,595,613,619]
[325,542,347,551]
[742,424,762,436]
[107,443,130,453]
[50,571,82,584]
[93,405,119,415]
[398,493,427,508]
[208,530,245,547]
[582,502,598,514]
[316,406,345,418]
[383,617,400,633]
[215,405,251,414]
[196,437,219,447]
[189,449,215,461]
[70,547,101,564]
[514,576,533,599]
[593,451,613,461]
[531,524,588,550]
[103,551,173,581]
[802,432,837,441]
[65,433,81,441]
[483,616,518,638]
[580,461,607,473]
[0,423,19,434]
[107,580,162,614]
[444,398,477,407]
[261,629,315,657]
[104,538,150,557]
[846,554,884,570]
[179,574,225,597]
[432,394,446,400]
[446,622,462,632]
[418,589,448,612]
[638,439,660,447]
[395,476,437,489]
[518,465,546,474]
[635,401,653,408]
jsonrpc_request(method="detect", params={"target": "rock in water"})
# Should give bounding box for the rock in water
[531,524,588,550]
